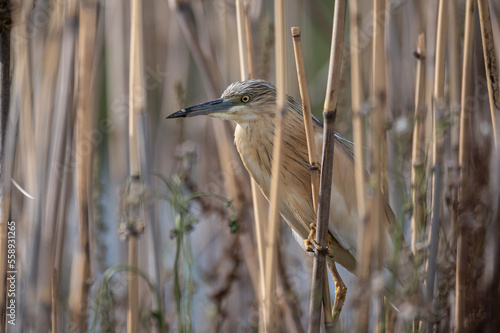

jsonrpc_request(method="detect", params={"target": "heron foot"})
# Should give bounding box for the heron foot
[304,224,334,258]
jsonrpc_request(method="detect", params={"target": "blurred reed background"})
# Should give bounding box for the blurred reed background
[0,0,499,332]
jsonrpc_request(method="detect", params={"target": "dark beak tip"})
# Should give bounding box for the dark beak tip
[166,109,187,119]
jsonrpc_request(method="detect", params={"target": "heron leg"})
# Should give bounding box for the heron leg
[327,260,347,323]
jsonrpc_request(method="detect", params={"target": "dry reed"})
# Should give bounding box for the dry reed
[356,0,389,329]
[51,267,58,333]
[69,0,98,330]
[456,0,475,330]
[291,26,334,331]
[235,2,268,331]
[127,0,146,331]
[448,0,461,156]
[426,1,448,331]
[307,0,346,331]
[349,0,369,329]
[410,33,427,256]
[477,0,500,146]
[291,27,320,213]
[263,0,286,330]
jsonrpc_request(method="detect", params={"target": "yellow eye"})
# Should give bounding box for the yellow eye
[241,95,251,103]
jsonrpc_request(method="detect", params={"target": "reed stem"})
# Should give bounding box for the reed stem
[69,0,98,330]
[411,33,427,256]
[426,1,448,331]
[291,27,320,213]
[363,0,389,329]
[291,26,333,331]
[456,0,475,330]
[128,0,145,330]
[236,3,268,331]
[350,0,369,329]
[307,1,346,331]
[477,0,500,146]
[264,0,286,330]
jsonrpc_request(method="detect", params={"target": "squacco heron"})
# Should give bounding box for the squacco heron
[167,79,415,287]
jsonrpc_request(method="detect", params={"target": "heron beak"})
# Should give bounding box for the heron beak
[166,98,234,119]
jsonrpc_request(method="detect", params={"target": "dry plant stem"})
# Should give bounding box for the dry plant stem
[477,0,500,145]
[371,0,389,199]
[426,0,448,330]
[349,0,370,331]
[236,2,268,329]
[70,0,98,329]
[235,0,247,80]
[349,0,370,330]
[456,0,475,330]
[411,34,427,255]
[243,3,254,80]
[52,267,58,333]
[264,0,286,330]
[371,0,387,271]
[448,0,461,155]
[307,0,346,331]
[290,27,332,331]
[128,0,145,331]
[362,0,388,330]
[291,27,320,212]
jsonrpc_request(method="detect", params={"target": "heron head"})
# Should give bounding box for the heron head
[166,79,278,124]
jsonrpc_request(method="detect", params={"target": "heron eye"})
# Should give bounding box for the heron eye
[241,95,251,103]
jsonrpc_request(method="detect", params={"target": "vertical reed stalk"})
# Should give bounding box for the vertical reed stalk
[291,27,320,212]
[128,0,145,331]
[349,0,369,329]
[371,0,389,200]
[235,0,247,80]
[477,0,500,146]
[426,1,448,331]
[51,267,58,333]
[264,0,286,329]
[307,1,346,332]
[456,0,475,330]
[236,3,268,331]
[70,0,98,330]
[448,0,460,249]
[243,3,254,80]
[291,26,334,331]
[364,0,388,329]
[411,34,427,256]
[448,0,460,156]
